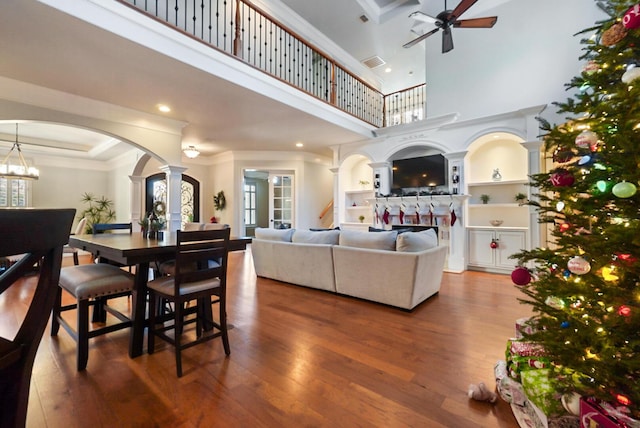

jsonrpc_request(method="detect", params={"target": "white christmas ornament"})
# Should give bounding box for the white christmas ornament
[568,256,591,275]
[556,201,565,212]
[575,130,598,149]
[622,66,640,84]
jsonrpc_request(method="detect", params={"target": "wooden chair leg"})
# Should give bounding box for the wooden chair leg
[175,302,183,377]
[220,300,230,356]
[147,293,157,354]
[51,287,62,336]
[77,299,90,371]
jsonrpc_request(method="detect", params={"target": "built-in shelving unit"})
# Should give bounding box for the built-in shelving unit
[342,189,374,230]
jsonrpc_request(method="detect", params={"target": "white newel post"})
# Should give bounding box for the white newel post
[129,175,144,232]
[444,151,468,273]
[159,165,187,232]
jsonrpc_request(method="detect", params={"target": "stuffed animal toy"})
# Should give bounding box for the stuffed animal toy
[468,382,497,403]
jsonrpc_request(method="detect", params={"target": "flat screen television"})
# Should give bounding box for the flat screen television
[392,154,447,189]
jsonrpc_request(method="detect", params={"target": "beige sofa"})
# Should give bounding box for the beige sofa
[251,228,447,310]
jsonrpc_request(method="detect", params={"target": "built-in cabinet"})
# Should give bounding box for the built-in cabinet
[342,189,374,230]
[467,228,527,272]
[465,135,531,273]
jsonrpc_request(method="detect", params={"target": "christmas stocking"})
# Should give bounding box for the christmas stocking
[383,208,390,225]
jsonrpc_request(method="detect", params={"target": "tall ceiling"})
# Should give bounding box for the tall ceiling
[0,0,511,162]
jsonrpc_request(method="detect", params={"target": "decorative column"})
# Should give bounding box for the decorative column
[522,141,543,250]
[159,165,187,232]
[330,167,340,226]
[368,161,391,196]
[128,175,144,232]
[443,151,468,273]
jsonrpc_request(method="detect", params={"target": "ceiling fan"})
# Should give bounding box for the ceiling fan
[403,0,497,53]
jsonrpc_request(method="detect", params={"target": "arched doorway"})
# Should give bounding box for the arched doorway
[145,173,200,228]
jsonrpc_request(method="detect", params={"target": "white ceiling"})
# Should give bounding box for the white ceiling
[0,0,510,162]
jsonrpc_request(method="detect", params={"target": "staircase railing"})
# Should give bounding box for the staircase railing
[118,0,386,127]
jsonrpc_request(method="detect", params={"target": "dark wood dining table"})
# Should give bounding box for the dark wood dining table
[68,232,251,358]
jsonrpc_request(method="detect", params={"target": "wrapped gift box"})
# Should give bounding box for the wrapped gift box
[521,369,565,417]
[580,398,640,428]
[516,317,539,339]
[495,360,527,406]
[506,339,551,381]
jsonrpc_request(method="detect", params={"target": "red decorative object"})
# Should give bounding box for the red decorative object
[511,267,532,286]
[617,305,631,317]
[551,169,575,187]
[615,393,631,407]
[623,4,640,29]
[490,239,498,249]
[616,253,637,264]
[559,222,572,232]
[210,216,218,223]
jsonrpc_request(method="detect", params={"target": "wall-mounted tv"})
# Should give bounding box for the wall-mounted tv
[392,154,447,189]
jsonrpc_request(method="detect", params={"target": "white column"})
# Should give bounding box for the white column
[522,141,543,250]
[443,151,468,273]
[159,165,187,232]
[368,161,391,196]
[128,175,144,232]
[329,167,340,226]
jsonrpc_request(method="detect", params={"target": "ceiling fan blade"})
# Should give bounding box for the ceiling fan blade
[409,11,440,25]
[403,27,440,48]
[448,0,479,20]
[442,26,454,53]
[453,16,498,28]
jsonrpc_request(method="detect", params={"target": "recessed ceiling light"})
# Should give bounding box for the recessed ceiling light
[157,104,171,113]
[385,67,392,73]
[295,142,304,148]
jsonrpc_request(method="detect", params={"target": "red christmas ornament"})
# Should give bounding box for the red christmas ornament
[616,253,637,264]
[511,267,532,286]
[623,4,640,29]
[559,222,571,232]
[550,169,575,187]
[615,393,632,407]
[490,239,498,249]
[618,305,632,317]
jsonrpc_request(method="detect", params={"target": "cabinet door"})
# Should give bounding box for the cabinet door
[495,230,526,270]
[468,229,496,267]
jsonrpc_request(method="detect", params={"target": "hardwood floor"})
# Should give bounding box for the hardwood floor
[1,248,529,427]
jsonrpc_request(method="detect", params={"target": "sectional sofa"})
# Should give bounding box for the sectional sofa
[251,227,447,310]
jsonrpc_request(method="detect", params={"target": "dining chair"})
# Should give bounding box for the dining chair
[51,223,135,371]
[0,208,75,428]
[147,228,231,377]
[62,217,87,265]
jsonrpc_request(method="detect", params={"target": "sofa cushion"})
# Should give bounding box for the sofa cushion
[339,229,397,251]
[396,229,438,252]
[254,227,295,242]
[292,229,340,245]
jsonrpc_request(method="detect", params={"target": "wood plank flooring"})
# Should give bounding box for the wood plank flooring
[0,247,529,427]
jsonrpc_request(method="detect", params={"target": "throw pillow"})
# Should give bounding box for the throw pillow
[254,227,295,242]
[396,229,438,252]
[339,229,397,251]
[292,229,340,245]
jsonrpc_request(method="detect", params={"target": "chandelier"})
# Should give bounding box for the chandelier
[183,145,200,159]
[0,124,39,180]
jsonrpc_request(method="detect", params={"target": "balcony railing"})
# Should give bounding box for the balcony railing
[117,0,424,129]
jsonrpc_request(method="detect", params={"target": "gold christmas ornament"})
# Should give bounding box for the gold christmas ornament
[601,22,628,46]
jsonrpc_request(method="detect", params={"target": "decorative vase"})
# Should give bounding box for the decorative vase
[147,230,157,240]
[492,168,502,181]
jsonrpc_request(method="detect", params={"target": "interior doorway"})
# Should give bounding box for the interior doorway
[243,170,294,237]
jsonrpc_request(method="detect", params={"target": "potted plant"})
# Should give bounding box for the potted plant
[515,192,527,205]
[480,194,491,204]
[358,179,370,189]
[79,192,115,233]
[358,215,365,223]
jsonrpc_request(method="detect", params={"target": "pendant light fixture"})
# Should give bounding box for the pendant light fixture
[0,124,40,180]
[183,145,200,159]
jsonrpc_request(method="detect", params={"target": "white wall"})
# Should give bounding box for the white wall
[423,0,606,122]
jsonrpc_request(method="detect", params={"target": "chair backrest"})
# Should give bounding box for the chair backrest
[173,228,230,291]
[202,223,229,231]
[0,208,75,428]
[182,222,204,231]
[92,222,133,235]
[73,217,87,235]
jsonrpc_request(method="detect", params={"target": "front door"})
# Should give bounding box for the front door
[269,174,294,229]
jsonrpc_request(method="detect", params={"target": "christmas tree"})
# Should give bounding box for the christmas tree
[511,0,640,420]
